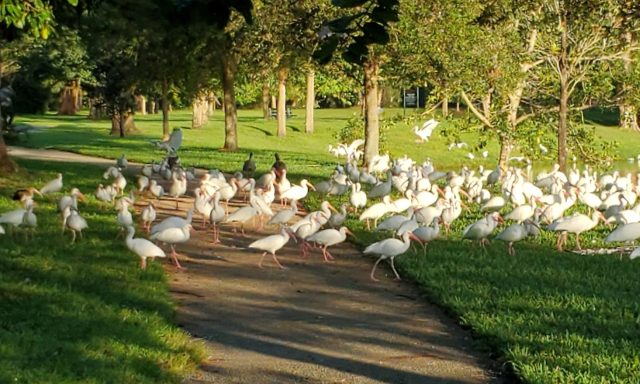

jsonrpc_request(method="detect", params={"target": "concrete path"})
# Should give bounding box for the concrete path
[9,146,504,384]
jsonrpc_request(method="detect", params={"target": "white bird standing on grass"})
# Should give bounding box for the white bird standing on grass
[495,223,529,256]
[59,188,86,212]
[40,173,63,194]
[125,226,166,269]
[365,231,420,281]
[548,211,604,251]
[62,206,88,244]
[248,227,293,269]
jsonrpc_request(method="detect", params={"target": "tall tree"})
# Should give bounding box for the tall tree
[0,0,78,173]
[316,0,399,166]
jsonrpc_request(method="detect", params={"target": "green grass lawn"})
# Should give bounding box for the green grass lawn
[8,108,640,383]
[15,107,640,180]
[0,159,203,383]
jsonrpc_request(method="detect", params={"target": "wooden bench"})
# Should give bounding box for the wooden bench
[269,107,293,119]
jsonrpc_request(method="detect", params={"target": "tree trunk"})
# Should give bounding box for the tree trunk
[262,84,270,120]
[620,32,639,131]
[110,113,121,136]
[363,58,380,167]
[557,19,569,173]
[58,81,81,115]
[119,111,126,138]
[498,137,511,171]
[442,95,449,117]
[136,95,147,115]
[305,70,315,134]
[222,54,238,151]
[277,66,288,137]
[0,134,15,173]
[161,77,170,140]
[191,93,209,129]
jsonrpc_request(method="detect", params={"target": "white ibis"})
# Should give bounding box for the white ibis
[141,202,156,233]
[137,175,149,192]
[462,212,503,248]
[367,172,392,198]
[117,154,128,169]
[95,184,115,202]
[280,179,315,204]
[194,187,214,228]
[116,198,134,236]
[248,227,292,269]
[413,218,441,253]
[277,169,292,203]
[365,231,420,281]
[169,171,187,209]
[268,200,298,227]
[548,211,603,251]
[40,173,63,194]
[149,180,165,199]
[480,196,506,213]
[62,206,88,244]
[413,185,442,208]
[504,199,536,224]
[150,223,192,269]
[350,182,367,213]
[328,203,348,228]
[151,209,193,236]
[359,195,394,230]
[209,192,226,243]
[294,215,323,257]
[630,247,640,260]
[376,208,414,232]
[217,178,239,215]
[605,222,640,243]
[125,226,166,269]
[13,187,42,207]
[307,226,355,262]
[413,118,438,143]
[224,203,258,236]
[495,223,529,256]
[59,188,86,212]
[142,164,153,178]
[0,207,36,230]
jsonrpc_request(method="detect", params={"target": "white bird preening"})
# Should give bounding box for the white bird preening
[149,223,192,269]
[306,226,355,262]
[248,227,294,269]
[125,226,166,269]
[365,231,420,281]
[39,173,63,194]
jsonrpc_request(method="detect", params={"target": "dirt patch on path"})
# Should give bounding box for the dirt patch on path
[9,146,504,384]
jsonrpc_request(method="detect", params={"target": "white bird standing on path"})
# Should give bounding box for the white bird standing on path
[306,226,354,262]
[62,206,88,244]
[151,209,193,236]
[125,226,166,269]
[248,227,293,269]
[209,192,226,244]
[150,223,192,269]
[141,202,156,233]
[280,179,315,204]
[149,180,165,199]
[365,231,420,281]
[268,200,298,227]
[40,173,63,194]
[137,175,149,192]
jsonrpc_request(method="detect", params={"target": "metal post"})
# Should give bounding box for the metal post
[403,88,406,117]
[416,87,420,111]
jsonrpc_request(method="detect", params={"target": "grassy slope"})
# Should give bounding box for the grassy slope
[11,108,640,383]
[0,159,202,383]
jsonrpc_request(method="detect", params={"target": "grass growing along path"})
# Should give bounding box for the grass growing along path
[0,159,202,383]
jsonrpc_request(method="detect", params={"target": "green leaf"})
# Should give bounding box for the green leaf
[67,0,79,6]
[332,0,368,8]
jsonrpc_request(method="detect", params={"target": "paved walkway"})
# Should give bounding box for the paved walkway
[9,146,503,384]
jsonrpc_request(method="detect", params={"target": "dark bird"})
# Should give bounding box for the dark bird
[242,152,256,178]
[272,152,287,182]
[13,187,42,206]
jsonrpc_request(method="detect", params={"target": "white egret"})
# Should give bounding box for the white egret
[548,211,604,251]
[307,226,355,262]
[365,231,420,281]
[62,206,88,244]
[125,226,166,269]
[248,227,292,269]
[40,173,63,194]
[150,223,192,269]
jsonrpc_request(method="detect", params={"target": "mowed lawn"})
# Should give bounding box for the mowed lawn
[9,107,640,383]
[0,159,203,383]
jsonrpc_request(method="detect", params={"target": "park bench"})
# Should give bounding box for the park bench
[269,106,294,119]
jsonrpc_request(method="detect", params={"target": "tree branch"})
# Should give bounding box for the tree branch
[460,91,493,128]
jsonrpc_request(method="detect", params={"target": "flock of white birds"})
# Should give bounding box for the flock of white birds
[3,121,640,280]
